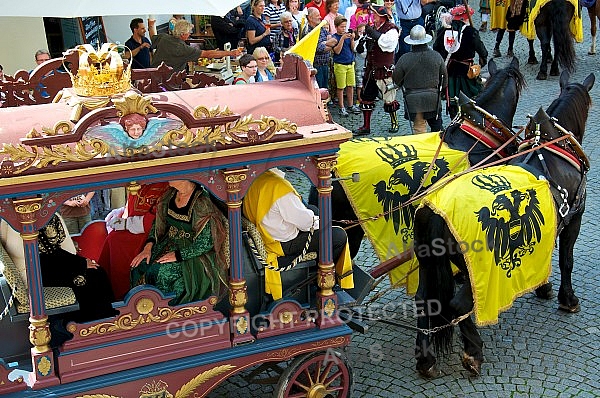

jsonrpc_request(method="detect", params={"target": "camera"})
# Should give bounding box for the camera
[348,28,354,34]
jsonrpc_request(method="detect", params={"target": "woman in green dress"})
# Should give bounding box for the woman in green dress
[130,180,229,305]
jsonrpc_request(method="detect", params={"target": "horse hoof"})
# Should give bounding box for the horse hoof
[418,364,441,379]
[461,352,482,376]
[493,48,501,58]
[535,282,553,300]
[528,57,539,65]
[550,70,560,76]
[558,303,581,313]
[536,73,547,80]
[588,51,596,55]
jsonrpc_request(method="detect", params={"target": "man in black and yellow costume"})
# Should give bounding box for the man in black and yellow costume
[243,168,353,300]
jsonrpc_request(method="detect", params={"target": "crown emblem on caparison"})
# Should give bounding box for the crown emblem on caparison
[68,43,131,97]
[375,143,419,168]
[472,174,512,193]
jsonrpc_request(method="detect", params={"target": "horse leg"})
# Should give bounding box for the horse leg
[447,256,484,376]
[413,208,456,378]
[414,268,439,378]
[557,211,582,312]
[549,45,560,76]
[536,39,550,80]
[458,317,484,376]
[535,281,554,299]
[527,39,539,64]
[588,6,597,54]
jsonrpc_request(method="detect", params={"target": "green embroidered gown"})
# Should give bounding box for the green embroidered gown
[131,187,225,305]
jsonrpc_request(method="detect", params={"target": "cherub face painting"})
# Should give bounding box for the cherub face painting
[120,113,148,139]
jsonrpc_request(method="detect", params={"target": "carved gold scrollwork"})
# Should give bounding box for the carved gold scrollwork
[29,316,50,353]
[223,169,248,196]
[279,311,293,324]
[193,105,235,119]
[126,181,142,196]
[222,116,298,144]
[315,157,337,180]
[229,280,247,314]
[174,365,236,398]
[318,263,336,296]
[14,198,42,224]
[323,298,336,317]
[78,305,206,337]
[113,92,157,117]
[36,356,52,377]
[26,120,74,139]
[236,317,248,335]
[0,103,298,176]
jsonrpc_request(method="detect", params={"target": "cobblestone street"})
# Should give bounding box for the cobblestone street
[210,10,600,397]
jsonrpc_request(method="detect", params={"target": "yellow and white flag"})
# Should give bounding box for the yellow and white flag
[285,20,327,65]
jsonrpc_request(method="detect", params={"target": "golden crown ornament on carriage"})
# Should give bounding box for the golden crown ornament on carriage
[67,43,132,97]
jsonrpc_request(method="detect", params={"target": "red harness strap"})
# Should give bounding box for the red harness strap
[519,140,583,172]
[459,121,509,157]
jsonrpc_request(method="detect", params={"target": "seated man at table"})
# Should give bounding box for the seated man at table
[150,19,241,72]
[242,168,354,300]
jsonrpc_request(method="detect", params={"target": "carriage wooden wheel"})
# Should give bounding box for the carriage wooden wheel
[274,350,353,398]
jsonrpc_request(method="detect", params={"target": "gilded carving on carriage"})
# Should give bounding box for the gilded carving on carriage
[0,91,300,176]
[74,304,207,337]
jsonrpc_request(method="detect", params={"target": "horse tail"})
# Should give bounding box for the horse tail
[552,0,576,72]
[414,206,455,356]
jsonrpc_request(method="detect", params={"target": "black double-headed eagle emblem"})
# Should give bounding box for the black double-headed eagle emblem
[372,142,450,242]
[473,174,546,277]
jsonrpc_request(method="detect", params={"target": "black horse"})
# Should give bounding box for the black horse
[412,72,594,378]
[315,57,525,260]
[526,0,577,80]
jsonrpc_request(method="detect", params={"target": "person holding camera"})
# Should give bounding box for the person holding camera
[332,16,359,116]
[354,5,400,135]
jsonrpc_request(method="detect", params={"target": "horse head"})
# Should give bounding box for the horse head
[444,58,525,164]
[524,72,594,148]
[475,57,526,129]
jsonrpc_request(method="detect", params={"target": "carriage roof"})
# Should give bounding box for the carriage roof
[0,55,351,208]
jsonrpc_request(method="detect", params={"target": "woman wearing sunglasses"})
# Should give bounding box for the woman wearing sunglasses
[252,47,276,81]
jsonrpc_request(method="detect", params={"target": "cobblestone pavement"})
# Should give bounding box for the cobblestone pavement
[210,12,600,397]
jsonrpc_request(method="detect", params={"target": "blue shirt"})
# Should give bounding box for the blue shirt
[395,0,422,20]
[246,15,271,53]
[332,33,354,65]
[125,36,152,69]
[338,0,352,16]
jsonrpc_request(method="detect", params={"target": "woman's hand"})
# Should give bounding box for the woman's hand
[86,258,99,269]
[131,244,152,268]
[156,252,176,264]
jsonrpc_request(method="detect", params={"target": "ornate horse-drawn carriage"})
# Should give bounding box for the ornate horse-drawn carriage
[0,47,358,397]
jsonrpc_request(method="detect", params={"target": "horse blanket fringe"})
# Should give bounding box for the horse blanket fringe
[419,165,556,325]
[520,0,583,42]
[335,133,470,294]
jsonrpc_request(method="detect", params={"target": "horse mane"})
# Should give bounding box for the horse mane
[546,84,592,142]
[475,62,526,104]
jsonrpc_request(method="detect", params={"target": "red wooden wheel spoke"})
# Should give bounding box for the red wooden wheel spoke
[320,360,335,383]
[323,369,344,388]
[276,351,353,397]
